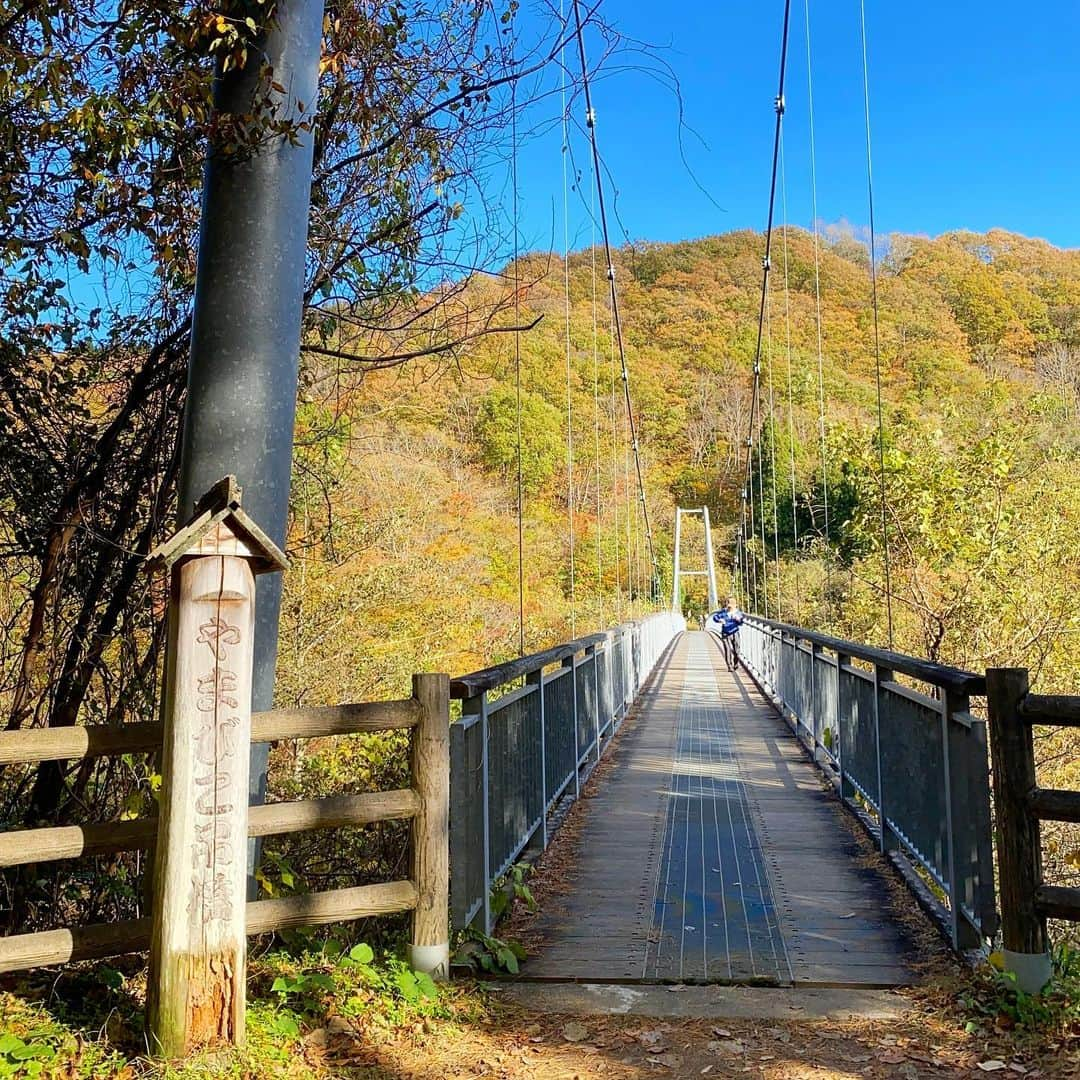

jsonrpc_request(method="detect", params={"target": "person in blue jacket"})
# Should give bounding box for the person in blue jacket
[709,598,744,671]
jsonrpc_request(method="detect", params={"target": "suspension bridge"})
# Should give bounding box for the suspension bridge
[0,0,1076,1063]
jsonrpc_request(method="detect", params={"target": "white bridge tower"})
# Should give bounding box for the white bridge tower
[671,506,719,614]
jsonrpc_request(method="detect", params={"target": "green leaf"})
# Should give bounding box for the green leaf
[10,1043,54,1061]
[394,969,420,1002]
[349,942,374,965]
[273,1012,300,1037]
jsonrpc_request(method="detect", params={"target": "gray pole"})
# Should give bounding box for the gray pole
[703,506,719,611]
[671,509,682,613]
[177,0,325,887]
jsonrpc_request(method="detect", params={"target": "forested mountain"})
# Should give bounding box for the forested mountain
[281,226,1080,705]
[276,224,1080,899]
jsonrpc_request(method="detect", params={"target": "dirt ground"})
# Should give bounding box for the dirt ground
[301,987,1079,1079]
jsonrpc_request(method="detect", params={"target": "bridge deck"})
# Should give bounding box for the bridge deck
[520,631,922,986]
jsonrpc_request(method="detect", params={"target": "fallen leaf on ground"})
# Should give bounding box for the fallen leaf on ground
[562,1021,589,1043]
[649,1053,681,1069]
[978,1063,1007,1073]
[637,1029,667,1045]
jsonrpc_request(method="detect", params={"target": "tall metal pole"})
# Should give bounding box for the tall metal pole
[703,506,719,612]
[671,509,683,612]
[177,0,325,886]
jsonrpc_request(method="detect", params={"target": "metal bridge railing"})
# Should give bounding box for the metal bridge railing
[448,610,684,934]
[738,616,997,951]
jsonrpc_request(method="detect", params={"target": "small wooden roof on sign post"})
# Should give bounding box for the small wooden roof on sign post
[147,475,288,575]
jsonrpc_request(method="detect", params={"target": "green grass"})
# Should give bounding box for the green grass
[960,940,1080,1040]
[0,933,484,1079]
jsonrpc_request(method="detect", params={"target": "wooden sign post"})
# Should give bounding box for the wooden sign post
[146,478,287,1058]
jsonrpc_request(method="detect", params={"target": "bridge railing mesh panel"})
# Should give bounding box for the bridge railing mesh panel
[880,687,948,884]
[449,714,485,929]
[840,667,879,805]
[738,616,997,951]
[576,651,598,762]
[486,689,544,884]
[543,666,576,809]
[449,610,685,934]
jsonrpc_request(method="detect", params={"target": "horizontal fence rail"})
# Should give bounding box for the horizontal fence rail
[0,698,423,766]
[987,668,1080,993]
[0,676,449,978]
[449,610,684,934]
[736,616,997,951]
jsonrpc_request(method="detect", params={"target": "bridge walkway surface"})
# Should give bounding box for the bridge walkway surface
[518,631,923,987]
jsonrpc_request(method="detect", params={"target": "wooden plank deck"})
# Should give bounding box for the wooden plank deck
[520,631,921,986]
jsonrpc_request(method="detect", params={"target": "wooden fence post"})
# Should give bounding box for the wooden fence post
[146,479,287,1058]
[410,673,450,979]
[986,668,1051,994]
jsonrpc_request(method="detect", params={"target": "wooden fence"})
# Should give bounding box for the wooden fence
[0,673,449,979]
[986,669,1080,992]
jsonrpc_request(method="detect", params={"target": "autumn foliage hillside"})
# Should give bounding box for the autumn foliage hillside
[284,226,1080,698]
[276,226,1079,908]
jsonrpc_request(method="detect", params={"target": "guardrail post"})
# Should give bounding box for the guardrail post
[781,630,794,722]
[410,673,450,978]
[809,641,821,758]
[836,652,853,799]
[873,664,899,852]
[940,689,981,951]
[605,634,615,733]
[526,668,548,850]
[566,652,580,796]
[461,691,493,936]
[986,668,1051,993]
[588,643,601,761]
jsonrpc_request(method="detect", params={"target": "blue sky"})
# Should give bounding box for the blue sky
[505,0,1080,255]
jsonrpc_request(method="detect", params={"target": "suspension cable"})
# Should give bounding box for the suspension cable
[609,301,622,620]
[561,0,576,638]
[590,146,603,630]
[780,129,801,616]
[804,0,831,584]
[571,0,659,596]
[859,0,895,646]
[766,270,782,619]
[755,384,770,618]
[511,29,525,657]
[623,361,634,609]
[739,0,792,616]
